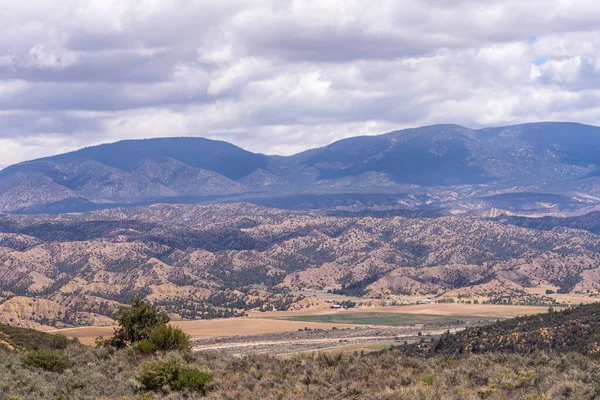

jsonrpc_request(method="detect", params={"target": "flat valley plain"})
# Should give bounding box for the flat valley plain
[53,303,550,353]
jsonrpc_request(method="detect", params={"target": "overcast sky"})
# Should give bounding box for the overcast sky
[0,0,599,167]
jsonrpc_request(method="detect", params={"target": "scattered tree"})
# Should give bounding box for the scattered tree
[98,298,169,349]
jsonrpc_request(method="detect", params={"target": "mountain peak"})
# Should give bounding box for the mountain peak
[1,122,600,214]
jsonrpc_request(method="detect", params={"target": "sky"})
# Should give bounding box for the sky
[0,0,599,168]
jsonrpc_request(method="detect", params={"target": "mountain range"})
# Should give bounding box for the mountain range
[2,122,600,214]
[2,202,600,329]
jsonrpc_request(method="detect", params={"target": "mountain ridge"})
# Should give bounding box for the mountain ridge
[3,202,600,329]
[2,121,600,214]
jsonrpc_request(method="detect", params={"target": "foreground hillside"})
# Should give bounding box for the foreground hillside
[2,122,600,214]
[2,307,600,399]
[3,347,598,399]
[0,323,78,351]
[1,203,600,328]
[401,302,600,357]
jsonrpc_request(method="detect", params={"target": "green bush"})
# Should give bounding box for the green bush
[148,324,190,352]
[133,340,158,354]
[135,356,183,391]
[172,368,212,393]
[134,355,212,393]
[48,334,72,350]
[21,349,70,372]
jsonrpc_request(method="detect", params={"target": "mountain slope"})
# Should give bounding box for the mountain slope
[2,203,600,329]
[400,302,600,357]
[2,122,600,213]
[0,137,269,211]
[0,323,77,351]
[298,124,491,185]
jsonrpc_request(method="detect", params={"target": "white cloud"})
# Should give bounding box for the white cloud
[0,0,599,168]
[28,43,79,70]
[207,57,270,96]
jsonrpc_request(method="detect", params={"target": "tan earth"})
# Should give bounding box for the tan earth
[525,285,600,304]
[51,318,356,346]
[251,303,550,318]
[52,303,548,346]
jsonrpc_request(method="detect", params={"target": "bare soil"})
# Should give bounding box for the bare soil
[52,303,548,349]
[191,323,482,355]
[252,303,550,318]
[51,318,353,346]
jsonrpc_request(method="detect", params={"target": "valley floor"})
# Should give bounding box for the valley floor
[5,301,600,399]
[190,325,476,355]
[52,303,549,350]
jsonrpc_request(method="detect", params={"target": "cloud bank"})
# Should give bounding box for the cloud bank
[1,0,599,167]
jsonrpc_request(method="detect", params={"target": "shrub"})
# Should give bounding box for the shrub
[48,334,72,350]
[21,349,70,372]
[133,340,158,354]
[491,368,535,390]
[148,324,190,352]
[134,355,211,393]
[95,335,112,348]
[172,368,212,393]
[135,356,183,391]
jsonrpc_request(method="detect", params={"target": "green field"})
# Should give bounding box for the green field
[270,312,488,326]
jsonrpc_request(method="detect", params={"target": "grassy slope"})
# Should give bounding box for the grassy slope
[0,323,76,351]
[2,342,599,399]
[2,305,600,398]
[399,303,600,357]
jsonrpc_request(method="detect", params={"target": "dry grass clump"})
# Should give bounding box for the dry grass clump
[2,344,599,399]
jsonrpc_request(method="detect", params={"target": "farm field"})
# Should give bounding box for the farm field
[52,303,549,346]
[256,302,551,318]
[266,311,489,326]
[51,318,352,346]
[524,286,600,304]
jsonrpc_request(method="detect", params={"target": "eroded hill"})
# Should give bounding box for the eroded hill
[1,203,600,328]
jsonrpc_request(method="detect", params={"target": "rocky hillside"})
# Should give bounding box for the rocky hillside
[2,122,600,214]
[2,203,600,328]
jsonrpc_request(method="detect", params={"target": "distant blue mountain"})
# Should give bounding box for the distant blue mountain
[302,125,491,185]
[5,137,269,180]
[1,122,600,214]
[480,122,600,168]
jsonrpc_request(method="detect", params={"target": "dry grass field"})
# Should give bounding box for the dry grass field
[525,284,600,304]
[256,302,550,318]
[52,303,549,346]
[51,318,353,346]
